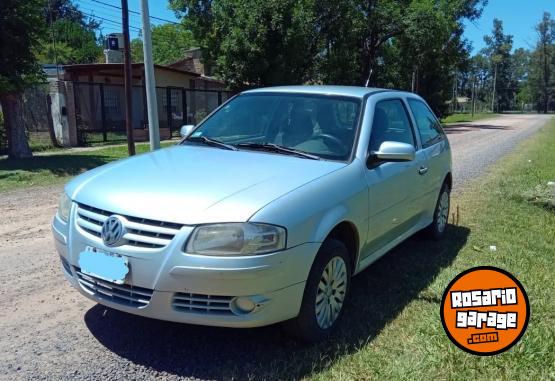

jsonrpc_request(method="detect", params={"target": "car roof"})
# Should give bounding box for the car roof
[242,85,405,99]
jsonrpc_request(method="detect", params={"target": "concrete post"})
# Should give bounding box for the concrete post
[49,80,77,147]
[141,0,160,150]
[64,81,78,146]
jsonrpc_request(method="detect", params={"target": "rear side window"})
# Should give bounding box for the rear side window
[408,99,444,147]
[369,99,415,152]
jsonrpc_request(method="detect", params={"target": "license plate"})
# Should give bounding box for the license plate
[78,247,129,284]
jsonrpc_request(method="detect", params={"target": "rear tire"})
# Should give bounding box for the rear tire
[424,183,450,240]
[283,239,351,342]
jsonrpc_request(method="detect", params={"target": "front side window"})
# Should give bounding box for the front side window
[184,93,362,160]
[369,99,415,152]
[408,99,444,147]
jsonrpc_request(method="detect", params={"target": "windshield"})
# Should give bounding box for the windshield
[183,93,362,160]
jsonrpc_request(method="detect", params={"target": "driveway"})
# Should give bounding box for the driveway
[0,114,551,380]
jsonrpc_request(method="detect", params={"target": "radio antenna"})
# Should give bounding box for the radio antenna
[364,69,373,87]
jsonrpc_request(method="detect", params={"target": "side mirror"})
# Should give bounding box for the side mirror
[180,124,195,138]
[368,141,415,165]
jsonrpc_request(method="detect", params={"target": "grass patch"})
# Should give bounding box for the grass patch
[520,183,555,212]
[77,119,554,380]
[27,134,64,153]
[442,112,498,124]
[310,120,555,380]
[0,142,174,192]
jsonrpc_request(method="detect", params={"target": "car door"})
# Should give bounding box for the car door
[363,98,428,258]
[407,98,450,214]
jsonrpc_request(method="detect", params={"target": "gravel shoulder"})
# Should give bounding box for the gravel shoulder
[0,114,551,380]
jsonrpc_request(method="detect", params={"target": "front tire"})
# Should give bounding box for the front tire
[283,239,351,342]
[425,183,451,240]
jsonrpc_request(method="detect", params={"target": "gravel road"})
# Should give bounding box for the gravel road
[445,114,552,190]
[0,114,551,380]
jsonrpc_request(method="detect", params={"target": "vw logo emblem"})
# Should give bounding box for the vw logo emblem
[101,215,126,247]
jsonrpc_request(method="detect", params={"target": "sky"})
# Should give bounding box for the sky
[79,0,554,53]
[464,0,554,54]
[75,0,179,39]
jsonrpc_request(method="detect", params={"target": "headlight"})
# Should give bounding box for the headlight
[185,223,286,256]
[57,192,72,222]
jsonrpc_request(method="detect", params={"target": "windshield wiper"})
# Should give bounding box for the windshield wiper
[186,136,237,151]
[236,142,321,160]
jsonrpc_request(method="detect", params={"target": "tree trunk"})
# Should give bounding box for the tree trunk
[0,92,33,159]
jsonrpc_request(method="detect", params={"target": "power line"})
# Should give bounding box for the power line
[90,0,180,25]
[81,11,142,31]
[80,5,139,22]
[77,0,143,21]
[79,6,142,29]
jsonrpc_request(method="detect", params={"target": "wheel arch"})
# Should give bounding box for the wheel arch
[323,221,360,274]
[444,172,453,190]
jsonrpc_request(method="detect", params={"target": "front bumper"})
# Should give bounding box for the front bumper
[52,211,319,328]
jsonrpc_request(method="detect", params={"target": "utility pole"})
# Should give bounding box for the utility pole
[471,77,476,117]
[121,0,135,156]
[452,71,457,113]
[140,0,160,150]
[491,63,497,114]
[543,34,549,113]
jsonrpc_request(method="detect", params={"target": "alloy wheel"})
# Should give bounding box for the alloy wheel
[436,191,450,233]
[315,256,348,329]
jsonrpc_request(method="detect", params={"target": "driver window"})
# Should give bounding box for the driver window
[369,100,415,152]
[205,96,277,139]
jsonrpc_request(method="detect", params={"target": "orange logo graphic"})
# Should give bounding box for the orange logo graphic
[440,266,529,355]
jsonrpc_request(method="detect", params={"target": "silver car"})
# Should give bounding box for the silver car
[52,86,451,341]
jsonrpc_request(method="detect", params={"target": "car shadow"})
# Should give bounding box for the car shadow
[84,225,470,380]
[444,124,510,134]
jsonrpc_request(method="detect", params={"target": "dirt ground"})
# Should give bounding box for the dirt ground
[0,114,551,380]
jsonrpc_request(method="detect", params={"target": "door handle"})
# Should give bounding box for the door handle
[418,166,428,175]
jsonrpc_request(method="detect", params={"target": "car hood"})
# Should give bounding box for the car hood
[66,145,346,225]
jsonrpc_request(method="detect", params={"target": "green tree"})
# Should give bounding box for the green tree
[171,0,320,89]
[390,0,476,115]
[36,41,76,64]
[458,53,491,113]
[170,0,486,112]
[40,0,102,64]
[530,12,554,113]
[510,48,532,111]
[0,0,46,158]
[314,0,485,115]
[482,19,515,111]
[131,38,144,63]
[130,24,196,65]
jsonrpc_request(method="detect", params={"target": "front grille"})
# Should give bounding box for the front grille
[75,203,183,249]
[172,292,234,315]
[75,268,153,308]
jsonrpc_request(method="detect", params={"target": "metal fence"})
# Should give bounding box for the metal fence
[0,85,53,155]
[23,85,53,150]
[73,82,231,145]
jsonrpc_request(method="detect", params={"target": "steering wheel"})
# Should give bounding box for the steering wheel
[314,133,346,153]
